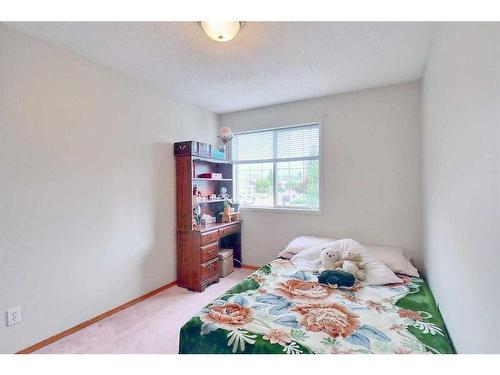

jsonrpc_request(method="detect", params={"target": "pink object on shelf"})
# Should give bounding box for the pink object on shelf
[198,173,222,180]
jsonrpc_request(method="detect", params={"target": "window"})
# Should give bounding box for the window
[232,123,320,211]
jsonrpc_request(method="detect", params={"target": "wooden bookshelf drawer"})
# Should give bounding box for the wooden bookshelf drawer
[219,223,240,237]
[200,242,218,263]
[200,230,219,246]
[200,258,219,281]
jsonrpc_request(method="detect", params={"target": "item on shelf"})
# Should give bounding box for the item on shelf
[198,172,222,180]
[193,204,202,227]
[221,210,240,223]
[217,127,234,153]
[201,213,216,225]
[218,248,234,277]
[193,189,203,201]
[212,149,225,160]
[174,141,212,158]
[209,194,217,200]
[218,186,230,200]
[197,142,211,157]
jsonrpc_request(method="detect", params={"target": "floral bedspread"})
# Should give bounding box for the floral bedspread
[179,259,454,354]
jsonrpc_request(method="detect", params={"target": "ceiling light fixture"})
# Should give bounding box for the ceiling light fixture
[200,21,244,42]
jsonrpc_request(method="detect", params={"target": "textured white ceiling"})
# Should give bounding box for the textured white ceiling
[8,22,435,113]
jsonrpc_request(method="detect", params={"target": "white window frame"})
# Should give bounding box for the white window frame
[232,122,322,213]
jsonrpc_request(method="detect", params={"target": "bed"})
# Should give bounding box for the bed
[179,259,454,354]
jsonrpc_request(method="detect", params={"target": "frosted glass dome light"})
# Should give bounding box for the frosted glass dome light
[200,22,243,42]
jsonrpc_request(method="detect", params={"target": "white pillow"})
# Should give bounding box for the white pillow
[278,235,334,259]
[356,246,403,286]
[365,245,419,277]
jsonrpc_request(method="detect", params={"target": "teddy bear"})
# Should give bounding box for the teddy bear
[318,247,343,272]
[337,249,366,281]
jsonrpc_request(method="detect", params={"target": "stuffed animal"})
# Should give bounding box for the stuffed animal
[339,250,366,281]
[318,270,356,288]
[319,247,342,272]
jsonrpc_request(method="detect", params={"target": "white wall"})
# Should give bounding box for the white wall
[0,25,217,353]
[422,23,500,353]
[220,82,423,269]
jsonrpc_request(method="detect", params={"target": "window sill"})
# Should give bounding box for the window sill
[239,206,322,215]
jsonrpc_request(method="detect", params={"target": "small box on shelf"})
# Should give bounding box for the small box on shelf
[197,172,222,180]
[212,149,225,160]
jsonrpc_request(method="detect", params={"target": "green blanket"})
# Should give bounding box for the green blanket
[179,260,454,354]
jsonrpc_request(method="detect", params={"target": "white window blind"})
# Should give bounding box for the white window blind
[232,123,320,210]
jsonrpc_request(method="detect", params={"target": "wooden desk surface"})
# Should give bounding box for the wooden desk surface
[195,220,241,233]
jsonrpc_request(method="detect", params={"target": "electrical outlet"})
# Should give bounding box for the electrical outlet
[6,306,21,326]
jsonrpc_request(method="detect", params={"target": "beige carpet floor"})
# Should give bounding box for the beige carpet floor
[35,268,254,354]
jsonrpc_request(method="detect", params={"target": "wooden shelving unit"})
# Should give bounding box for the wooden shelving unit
[175,147,241,292]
